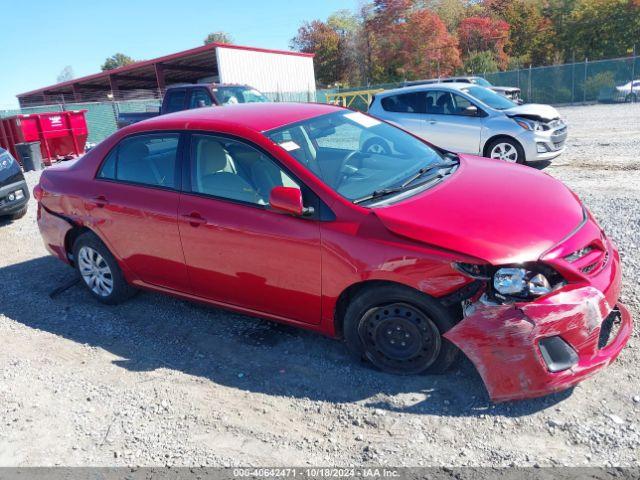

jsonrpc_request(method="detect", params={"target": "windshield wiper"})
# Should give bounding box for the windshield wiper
[352,160,458,205]
[397,160,458,189]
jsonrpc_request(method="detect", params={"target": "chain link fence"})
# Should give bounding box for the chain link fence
[1,55,637,144]
[484,55,639,104]
[320,54,640,109]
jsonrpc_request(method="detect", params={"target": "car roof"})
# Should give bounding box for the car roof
[376,83,476,97]
[137,102,341,133]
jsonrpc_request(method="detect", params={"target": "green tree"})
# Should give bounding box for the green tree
[101,53,135,71]
[462,50,499,74]
[566,0,640,59]
[484,0,557,66]
[56,65,74,83]
[203,31,234,45]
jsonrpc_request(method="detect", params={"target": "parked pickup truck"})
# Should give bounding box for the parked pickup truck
[116,84,269,129]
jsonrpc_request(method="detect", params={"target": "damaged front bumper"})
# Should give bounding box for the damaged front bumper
[444,242,633,402]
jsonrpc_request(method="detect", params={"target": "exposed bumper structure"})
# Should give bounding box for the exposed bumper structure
[37,203,73,263]
[520,125,568,162]
[445,268,632,402]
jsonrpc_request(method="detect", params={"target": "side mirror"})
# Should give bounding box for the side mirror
[269,186,313,216]
[463,105,479,116]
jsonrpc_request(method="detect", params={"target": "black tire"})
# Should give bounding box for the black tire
[362,137,391,155]
[72,231,137,305]
[485,137,526,165]
[9,206,27,220]
[626,93,637,103]
[343,284,460,375]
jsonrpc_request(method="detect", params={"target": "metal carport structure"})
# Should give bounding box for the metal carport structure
[17,43,315,107]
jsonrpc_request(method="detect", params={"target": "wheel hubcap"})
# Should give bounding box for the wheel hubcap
[490,143,518,162]
[78,246,113,297]
[358,303,441,374]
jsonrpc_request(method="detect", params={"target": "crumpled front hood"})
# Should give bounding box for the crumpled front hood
[503,103,561,122]
[373,155,585,265]
[491,86,520,93]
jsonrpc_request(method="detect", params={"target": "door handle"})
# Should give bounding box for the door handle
[182,212,207,227]
[427,119,437,124]
[91,195,109,207]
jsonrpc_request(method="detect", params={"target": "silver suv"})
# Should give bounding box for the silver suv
[368,83,567,164]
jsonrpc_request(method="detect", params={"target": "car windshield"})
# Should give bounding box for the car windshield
[266,111,454,204]
[471,77,492,87]
[213,86,269,104]
[462,86,516,110]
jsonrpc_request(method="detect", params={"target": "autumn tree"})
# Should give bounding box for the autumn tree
[458,16,509,68]
[291,20,342,85]
[365,0,461,82]
[204,31,233,45]
[402,9,462,79]
[101,53,135,71]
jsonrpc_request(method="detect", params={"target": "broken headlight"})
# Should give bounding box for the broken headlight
[513,117,548,132]
[454,262,564,302]
[494,268,551,297]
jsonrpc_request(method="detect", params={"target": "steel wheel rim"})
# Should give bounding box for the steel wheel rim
[78,246,113,297]
[358,302,441,374]
[490,142,519,162]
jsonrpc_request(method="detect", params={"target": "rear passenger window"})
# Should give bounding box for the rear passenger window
[165,89,187,113]
[98,134,179,189]
[189,89,213,108]
[380,92,426,113]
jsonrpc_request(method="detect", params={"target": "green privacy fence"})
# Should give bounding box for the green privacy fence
[0,99,161,144]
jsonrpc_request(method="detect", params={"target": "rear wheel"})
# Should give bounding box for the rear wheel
[626,93,637,103]
[72,232,136,304]
[486,138,525,164]
[343,285,460,375]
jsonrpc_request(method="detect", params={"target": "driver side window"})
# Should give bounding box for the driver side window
[190,134,299,206]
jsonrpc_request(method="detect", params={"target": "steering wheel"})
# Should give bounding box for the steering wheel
[336,150,367,188]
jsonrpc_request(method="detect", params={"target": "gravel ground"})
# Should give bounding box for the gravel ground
[0,103,639,467]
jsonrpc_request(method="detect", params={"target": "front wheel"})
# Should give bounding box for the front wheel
[486,138,525,164]
[12,206,28,220]
[73,231,137,304]
[343,285,460,375]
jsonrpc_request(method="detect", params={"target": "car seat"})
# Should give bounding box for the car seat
[196,139,260,203]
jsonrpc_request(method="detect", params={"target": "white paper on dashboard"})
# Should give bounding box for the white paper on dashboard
[279,141,300,151]
[344,112,381,128]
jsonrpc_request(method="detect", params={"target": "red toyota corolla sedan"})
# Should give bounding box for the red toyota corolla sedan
[35,103,632,402]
